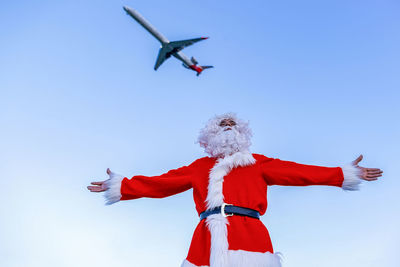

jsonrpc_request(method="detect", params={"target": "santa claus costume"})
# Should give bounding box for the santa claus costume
[103,113,362,267]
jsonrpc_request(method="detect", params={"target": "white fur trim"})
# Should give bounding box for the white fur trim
[227,250,282,267]
[181,259,208,267]
[341,164,362,191]
[104,171,124,205]
[205,151,256,267]
[206,214,229,267]
[181,250,282,267]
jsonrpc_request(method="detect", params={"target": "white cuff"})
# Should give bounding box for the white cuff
[341,164,362,191]
[104,171,124,205]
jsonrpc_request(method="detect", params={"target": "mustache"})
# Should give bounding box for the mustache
[218,126,238,133]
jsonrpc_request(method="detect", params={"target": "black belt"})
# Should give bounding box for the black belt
[199,203,260,221]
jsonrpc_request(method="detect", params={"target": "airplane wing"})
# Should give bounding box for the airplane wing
[154,47,169,70]
[169,37,208,50]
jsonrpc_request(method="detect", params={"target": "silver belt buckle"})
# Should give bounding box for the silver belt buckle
[221,203,234,217]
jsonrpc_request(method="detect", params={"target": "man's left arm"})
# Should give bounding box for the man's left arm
[261,155,382,190]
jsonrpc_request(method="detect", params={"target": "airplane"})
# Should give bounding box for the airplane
[123,6,213,76]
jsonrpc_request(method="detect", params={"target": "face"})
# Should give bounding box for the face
[219,118,236,131]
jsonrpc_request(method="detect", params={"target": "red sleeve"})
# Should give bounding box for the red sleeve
[258,155,344,187]
[120,159,200,200]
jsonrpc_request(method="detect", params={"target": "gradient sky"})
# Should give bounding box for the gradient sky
[1,1,399,266]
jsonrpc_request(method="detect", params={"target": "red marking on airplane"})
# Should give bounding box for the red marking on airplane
[190,65,203,74]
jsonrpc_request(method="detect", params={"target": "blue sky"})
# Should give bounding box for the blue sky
[1,0,399,266]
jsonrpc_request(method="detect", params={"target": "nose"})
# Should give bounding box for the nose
[219,119,236,128]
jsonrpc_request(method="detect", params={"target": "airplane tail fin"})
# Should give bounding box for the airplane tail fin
[196,65,214,76]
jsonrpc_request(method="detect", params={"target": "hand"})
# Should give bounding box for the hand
[352,155,383,181]
[87,168,111,192]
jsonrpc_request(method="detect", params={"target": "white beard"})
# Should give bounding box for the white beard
[205,128,250,158]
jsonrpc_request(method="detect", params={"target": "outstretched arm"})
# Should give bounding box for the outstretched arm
[261,154,382,190]
[88,160,198,204]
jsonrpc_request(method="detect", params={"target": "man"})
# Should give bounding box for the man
[88,113,382,267]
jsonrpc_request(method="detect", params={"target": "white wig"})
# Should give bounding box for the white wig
[198,113,252,158]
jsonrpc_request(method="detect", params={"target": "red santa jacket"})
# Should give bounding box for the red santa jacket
[107,152,359,267]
